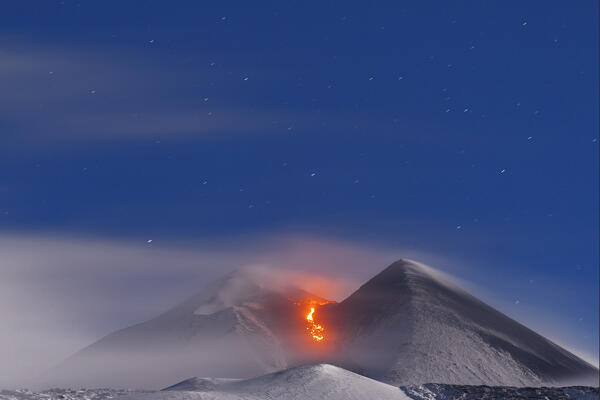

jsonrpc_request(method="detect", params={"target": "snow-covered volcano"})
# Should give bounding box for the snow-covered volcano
[331,260,598,387]
[44,260,598,389]
[42,268,330,389]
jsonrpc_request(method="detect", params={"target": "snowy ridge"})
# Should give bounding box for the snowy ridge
[5,364,409,399]
[143,364,411,400]
[3,366,598,400]
[163,378,241,392]
[333,260,598,386]
[0,388,147,400]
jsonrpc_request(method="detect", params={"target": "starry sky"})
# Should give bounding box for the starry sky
[0,1,598,378]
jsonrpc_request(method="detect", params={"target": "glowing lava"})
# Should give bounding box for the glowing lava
[306,306,324,341]
[292,299,335,342]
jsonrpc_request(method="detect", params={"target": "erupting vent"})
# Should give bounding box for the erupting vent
[294,299,336,342]
[306,306,324,341]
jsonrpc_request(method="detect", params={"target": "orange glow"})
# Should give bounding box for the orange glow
[306,307,324,341]
[306,307,315,321]
[294,299,335,342]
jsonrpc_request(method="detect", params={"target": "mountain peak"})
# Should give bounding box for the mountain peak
[342,259,436,303]
[335,259,599,387]
[383,258,421,270]
[370,259,429,281]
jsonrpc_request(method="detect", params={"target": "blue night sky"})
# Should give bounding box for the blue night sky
[0,1,598,380]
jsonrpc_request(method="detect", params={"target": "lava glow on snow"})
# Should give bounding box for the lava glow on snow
[295,299,335,342]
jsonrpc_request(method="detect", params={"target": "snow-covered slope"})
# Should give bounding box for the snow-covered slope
[332,260,599,387]
[134,364,411,400]
[3,381,598,400]
[43,259,598,389]
[43,269,326,389]
[3,365,410,400]
[0,388,146,400]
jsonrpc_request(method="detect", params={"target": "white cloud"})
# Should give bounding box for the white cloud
[0,41,404,152]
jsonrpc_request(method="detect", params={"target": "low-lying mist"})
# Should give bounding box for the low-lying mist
[0,231,401,388]
[0,231,597,389]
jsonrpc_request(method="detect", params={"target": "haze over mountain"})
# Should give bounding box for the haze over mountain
[43,260,598,389]
[42,268,327,389]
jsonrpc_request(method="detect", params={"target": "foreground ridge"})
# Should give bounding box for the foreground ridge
[2,365,598,400]
[401,383,600,400]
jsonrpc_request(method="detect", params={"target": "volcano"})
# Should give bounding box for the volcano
[330,260,598,387]
[43,260,598,389]
[42,268,332,389]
